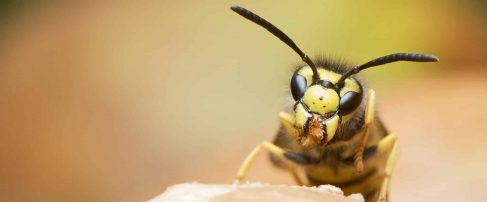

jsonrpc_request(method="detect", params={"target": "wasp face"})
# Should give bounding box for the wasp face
[291,66,363,147]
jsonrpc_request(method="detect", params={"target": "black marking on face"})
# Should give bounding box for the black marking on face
[338,91,363,115]
[319,80,335,89]
[290,73,307,100]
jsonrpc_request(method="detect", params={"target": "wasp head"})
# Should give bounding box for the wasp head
[291,66,363,147]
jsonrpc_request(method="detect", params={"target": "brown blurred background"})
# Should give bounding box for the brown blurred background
[0,1,486,201]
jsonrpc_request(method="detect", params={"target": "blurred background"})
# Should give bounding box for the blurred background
[0,1,486,201]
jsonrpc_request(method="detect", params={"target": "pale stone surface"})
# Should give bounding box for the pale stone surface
[150,182,364,202]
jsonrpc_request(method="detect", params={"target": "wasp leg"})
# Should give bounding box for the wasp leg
[354,89,376,173]
[234,141,305,185]
[289,167,304,186]
[376,134,398,202]
[278,111,298,139]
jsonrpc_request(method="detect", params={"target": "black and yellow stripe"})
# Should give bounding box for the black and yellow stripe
[272,116,391,202]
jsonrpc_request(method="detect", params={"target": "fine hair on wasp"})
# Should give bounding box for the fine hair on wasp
[230,5,438,202]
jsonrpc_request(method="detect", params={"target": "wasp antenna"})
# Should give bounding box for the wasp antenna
[337,53,439,86]
[230,6,320,81]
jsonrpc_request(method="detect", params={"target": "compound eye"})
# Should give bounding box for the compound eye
[339,91,363,115]
[290,73,307,100]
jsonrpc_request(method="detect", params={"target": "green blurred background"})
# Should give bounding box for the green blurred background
[0,1,486,201]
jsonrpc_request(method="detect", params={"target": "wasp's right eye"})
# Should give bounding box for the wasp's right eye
[291,73,307,100]
[338,91,363,115]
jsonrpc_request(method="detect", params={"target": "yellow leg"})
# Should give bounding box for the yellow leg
[279,111,298,138]
[376,134,398,202]
[234,141,303,185]
[354,89,376,173]
[290,167,304,186]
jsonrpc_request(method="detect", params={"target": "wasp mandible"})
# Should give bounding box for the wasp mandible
[230,6,438,202]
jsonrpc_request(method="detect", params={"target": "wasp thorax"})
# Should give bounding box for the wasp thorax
[302,85,339,116]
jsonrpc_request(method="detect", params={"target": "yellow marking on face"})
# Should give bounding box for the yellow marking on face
[297,66,314,87]
[317,68,342,83]
[324,115,340,142]
[297,66,357,83]
[302,85,339,115]
[297,66,342,85]
[340,78,361,97]
[294,103,311,129]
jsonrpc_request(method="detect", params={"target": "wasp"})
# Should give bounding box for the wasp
[230,6,438,202]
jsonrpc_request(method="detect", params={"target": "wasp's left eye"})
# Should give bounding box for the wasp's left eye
[290,73,307,100]
[339,91,363,115]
